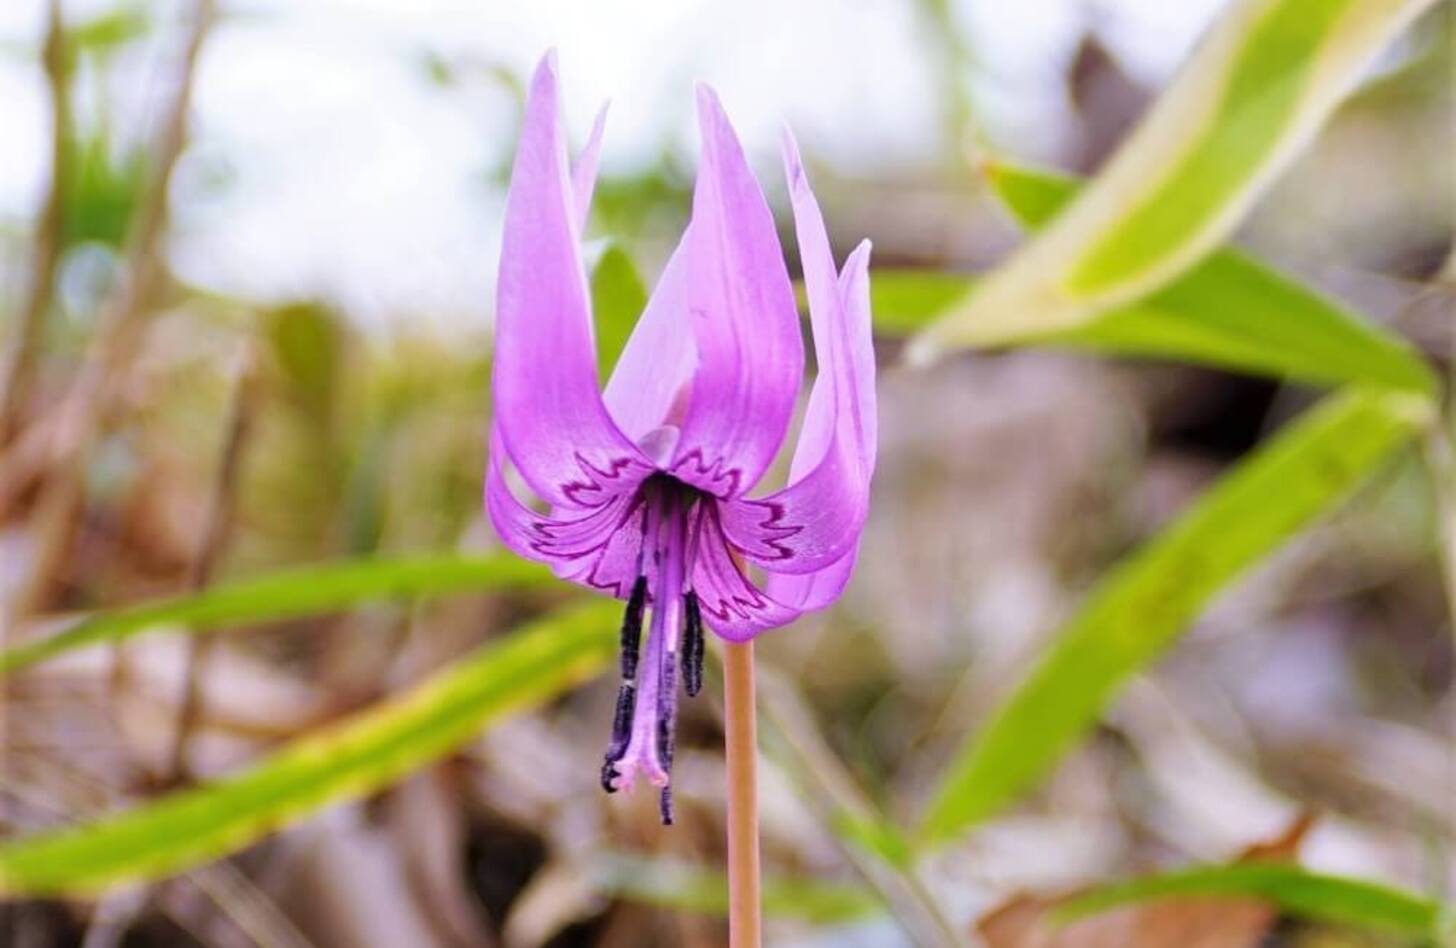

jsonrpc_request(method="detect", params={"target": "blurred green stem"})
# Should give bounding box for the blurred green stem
[13,0,216,619]
[757,665,970,947]
[168,347,260,781]
[1427,425,1456,637]
[0,0,70,445]
[914,0,987,161]
[1429,254,1455,636]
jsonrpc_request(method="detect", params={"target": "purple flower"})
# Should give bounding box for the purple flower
[485,53,877,823]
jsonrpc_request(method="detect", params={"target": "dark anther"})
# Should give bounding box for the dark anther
[620,575,648,680]
[682,591,704,697]
[656,662,677,825]
[656,716,676,824]
[600,682,635,792]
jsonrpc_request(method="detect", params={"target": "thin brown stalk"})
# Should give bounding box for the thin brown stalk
[1428,428,1456,636]
[80,890,151,948]
[12,0,217,619]
[185,862,317,948]
[0,0,70,445]
[757,664,969,948]
[168,346,259,781]
[1426,258,1455,637]
[723,638,761,948]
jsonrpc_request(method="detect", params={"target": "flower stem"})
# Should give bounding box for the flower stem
[723,638,761,948]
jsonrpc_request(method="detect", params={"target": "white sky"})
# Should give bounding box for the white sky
[0,0,1224,335]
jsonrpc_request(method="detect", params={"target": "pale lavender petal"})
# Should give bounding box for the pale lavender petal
[571,103,608,233]
[552,503,647,599]
[779,129,841,475]
[690,505,801,642]
[718,143,876,575]
[666,86,803,499]
[494,53,652,508]
[717,448,865,573]
[485,428,645,599]
[761,239,877,604]
[764,545,858,611]
[602,233,697,443]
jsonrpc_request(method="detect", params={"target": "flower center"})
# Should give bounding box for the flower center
[599,473,708,824]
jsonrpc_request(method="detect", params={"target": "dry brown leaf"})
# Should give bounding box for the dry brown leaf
[977,812,1315,948]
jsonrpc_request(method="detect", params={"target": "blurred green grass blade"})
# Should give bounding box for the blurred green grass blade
[64,3,150,62]
[591,243,648,381]
[916,387,1432,847]
[869,271,973,338]
[0,553,556,676]
[0,601,617,896]
[910,0,1438,357]
[1059,865,1445,937]
[984,163,1436,394]
[589,854,879,925]
[871,165,1435,395]
[872,266,1434,395]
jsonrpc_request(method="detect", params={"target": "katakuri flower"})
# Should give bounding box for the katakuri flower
[486,53,877,824]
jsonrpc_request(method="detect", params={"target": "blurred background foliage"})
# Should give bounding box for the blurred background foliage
[0,1,1452,946]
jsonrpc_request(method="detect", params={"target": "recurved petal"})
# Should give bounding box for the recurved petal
[719,142,876,576]
[485,428,646,599]
[690,505,801,642]
[550,510,647,599]
[785,133,878,478]
[602,233,697,444]
[493,53,652,509]
[764,544,859,611]
[666,86,803,499]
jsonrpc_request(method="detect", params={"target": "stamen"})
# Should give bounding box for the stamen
[597,475,708,824]
[620,575,648,679]
[601,572,650,791]
[600,682,634,792]
[657,658,678,824]
[682,591,704,697]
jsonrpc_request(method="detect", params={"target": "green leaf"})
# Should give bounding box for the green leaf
[588,854,879,925]
[910,0,1439,357]
[870,166,1435,395]
[916,387,1431,847]
[1059,865,1446,938]
[0,601,617,896]
[985,163,1436,394]
[65,4,150,61]
[0,553,556,677]
[590,243,648,382]
[268,302,346,421]
[868,271,973,339]
[61,132,148,249]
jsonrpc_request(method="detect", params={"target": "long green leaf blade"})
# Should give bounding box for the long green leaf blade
[0,553,556,676]
[0,600,617,895]
[911,0,1438,356]
[984,163,1436,394]
[1060,865,1445,937]
[871,165,1436,395]
[917,387,1431,846]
